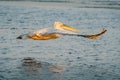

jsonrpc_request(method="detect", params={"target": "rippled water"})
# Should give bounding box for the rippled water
[0,1,120,80]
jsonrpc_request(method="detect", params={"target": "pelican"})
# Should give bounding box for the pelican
[16,21,107,40]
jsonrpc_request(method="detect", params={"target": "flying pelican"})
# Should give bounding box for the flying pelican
[16,21,107,40]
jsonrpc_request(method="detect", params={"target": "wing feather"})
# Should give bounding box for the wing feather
[59,28,107,39]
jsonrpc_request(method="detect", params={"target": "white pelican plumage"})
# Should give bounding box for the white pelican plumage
[16,21,107,40]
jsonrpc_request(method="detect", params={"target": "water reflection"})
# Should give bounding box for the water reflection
[50,63,65,73]
[20,57,65,73]
[21,57,41,72]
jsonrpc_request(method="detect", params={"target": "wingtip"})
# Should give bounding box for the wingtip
[101,28,107,34]
[16,35,22,39]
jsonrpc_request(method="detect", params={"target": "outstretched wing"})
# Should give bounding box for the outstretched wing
[60,28,107,39]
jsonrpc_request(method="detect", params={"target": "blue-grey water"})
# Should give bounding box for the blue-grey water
[0,1,120,80]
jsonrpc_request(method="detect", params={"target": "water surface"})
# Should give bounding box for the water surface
[0,1,120,80]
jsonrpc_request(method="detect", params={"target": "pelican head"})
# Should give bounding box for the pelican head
[54,21,79,32]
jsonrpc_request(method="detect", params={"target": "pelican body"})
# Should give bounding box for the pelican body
[16,21,107,40]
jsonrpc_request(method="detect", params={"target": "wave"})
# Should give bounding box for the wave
[0,0,120,9]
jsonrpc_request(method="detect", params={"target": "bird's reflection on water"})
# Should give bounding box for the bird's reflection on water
[21,57,41,72]
[20,57,65,73]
